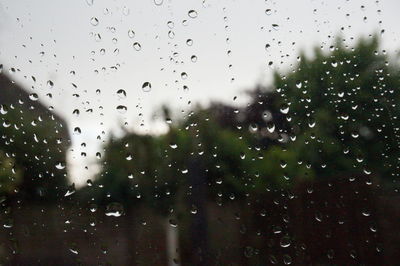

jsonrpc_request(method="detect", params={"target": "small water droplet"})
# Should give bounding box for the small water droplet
[117,105,127,114]
[94,33,101,42]
[167,21,174,29]
[272,24,279,30]
[0,105,8,115]
[133,42,141,51]
[90,17,99,26]
[280,235,291,248]
[105,202,124,217]
[29,93,39,101]
[64,184,76,197]
[55,162,66,170]
[280,104,289,114]
[117,89,127,98]
[128,29,135,38]
[142,82,152,92]
[74,127,82,135]
[169,143,178,149]
[188,10,198,18]
[169,219,178,227]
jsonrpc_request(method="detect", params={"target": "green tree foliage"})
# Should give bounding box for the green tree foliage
[87,132,177,215]
[90,35,400,210]
[263,35,400,184]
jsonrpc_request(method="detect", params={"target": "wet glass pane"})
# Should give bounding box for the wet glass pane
[0,0,399,264]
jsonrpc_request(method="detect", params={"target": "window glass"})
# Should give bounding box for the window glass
[0,0,399,264]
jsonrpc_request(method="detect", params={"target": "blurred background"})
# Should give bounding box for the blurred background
[0,0,400,265]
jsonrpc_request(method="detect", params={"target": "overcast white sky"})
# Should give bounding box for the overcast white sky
[0,0,399,185]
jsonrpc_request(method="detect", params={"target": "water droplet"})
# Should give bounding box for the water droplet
[69,248,79,255]
[244,246,254,258]
[190,205,198,214]
[169,219,178,227]
[153,0,163,6]
[94,33,101,42]
[272,24,279,30]
[283,254,292,265]
[188,10,198,18]
[181,169,188,174]
[117,105,127,114]
[74,127,82,135]
[90,17,99,26]
[55,162,66,170]
[128,29,135,38]
[64,184,76,197]
[142,82,152,92]
[133,42,141,51]
[29,93,39,101]
[0,105,8,115]
[280,235,291,248]
[105,202,124,217]
[117,89,127,98]
[167,21,174,29]
[3,219,13,229]
[280,104,289,114]
[122,6,130,16]
[265,9,272,15]
[267,122,275,133]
